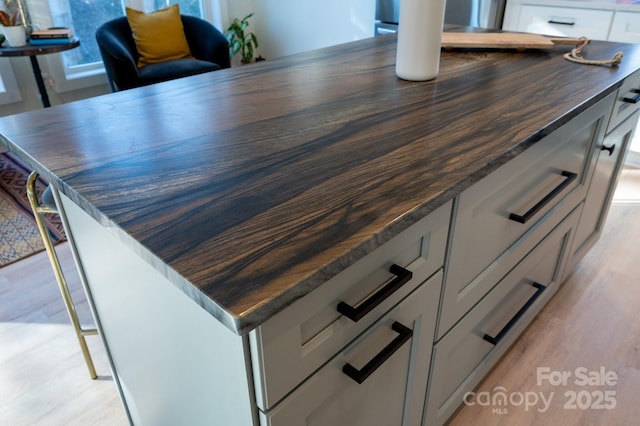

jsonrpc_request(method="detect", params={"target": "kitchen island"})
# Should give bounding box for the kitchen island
[1,29,639,425]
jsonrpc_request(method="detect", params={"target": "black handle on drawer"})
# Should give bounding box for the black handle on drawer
[601,143,616,156]
[343,321,413,384]
[508,170,577,224]
[337,264,412,322]
[483,282,546,346]
[622,93,640,104]
[548,19,575,26]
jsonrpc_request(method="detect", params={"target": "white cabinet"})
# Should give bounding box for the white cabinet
[567,111,640,273]
[50,47,639,425]
[261,270,442,426]
[437,94,611,339]
[247,197,452,425]
[249,201,451,411]
[566,71,640,272]
[515,4,612,39]
[608,69,640,133]
[424,93,618,425]
[609,11,640,43]
[58,193,256,426]
[426,205,581,425]
[57,85,635,426]
[59,189,451,425]
[503,0,640,43]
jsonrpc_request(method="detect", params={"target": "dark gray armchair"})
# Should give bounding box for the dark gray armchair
[95,15,230,92]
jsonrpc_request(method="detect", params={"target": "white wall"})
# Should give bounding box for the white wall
[225,0,254,25]
[253,0,376,60]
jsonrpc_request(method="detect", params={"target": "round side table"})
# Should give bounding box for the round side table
[0,39,81,108]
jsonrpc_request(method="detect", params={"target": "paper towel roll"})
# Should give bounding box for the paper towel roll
[395,0,447,81]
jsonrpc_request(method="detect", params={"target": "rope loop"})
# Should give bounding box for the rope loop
[564,37,623,66]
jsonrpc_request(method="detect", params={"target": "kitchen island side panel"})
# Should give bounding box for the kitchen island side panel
[57,192,256,426]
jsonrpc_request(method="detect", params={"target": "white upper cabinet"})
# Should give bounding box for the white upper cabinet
[514,5,613,39]
[610,11,640,43]
[503,0,640,43]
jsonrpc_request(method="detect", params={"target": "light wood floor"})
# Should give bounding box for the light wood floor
[0,242,127,425]
[0,167,638,425]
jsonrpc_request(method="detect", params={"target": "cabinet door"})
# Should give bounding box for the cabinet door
[566,111,639,274]
[609,11,640,43]
[608,69,640,133]
[260,270,442,426]
[425,206,580,426]
[438,96,612,339]
[250,202,450,410]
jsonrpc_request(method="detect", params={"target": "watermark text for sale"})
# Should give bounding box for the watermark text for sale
[463,366,618,414]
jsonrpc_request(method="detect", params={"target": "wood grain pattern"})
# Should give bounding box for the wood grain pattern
[441,32,582,49]
[1,28,639,334]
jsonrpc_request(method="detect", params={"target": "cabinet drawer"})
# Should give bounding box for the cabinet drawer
[609,11,640,44]
[260,270,442,426]
[249,201,450,410]
[517,5,612,40]
[438,95,613,339]
[425,206,581,426]
[608,69,640,133]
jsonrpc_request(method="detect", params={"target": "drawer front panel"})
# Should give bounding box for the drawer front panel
[608,69,640,133]
[250,201,451,410]
[426,206,581,425]
[439,95,613,338]
[518,5,613,40]
[260,270,442,426]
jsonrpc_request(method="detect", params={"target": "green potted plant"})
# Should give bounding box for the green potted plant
[225,12,259,64]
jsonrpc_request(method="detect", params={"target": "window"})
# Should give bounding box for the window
[49,0,125,69]
[41,0,225,92]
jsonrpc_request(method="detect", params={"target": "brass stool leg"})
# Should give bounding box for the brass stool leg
[26,172,99,380]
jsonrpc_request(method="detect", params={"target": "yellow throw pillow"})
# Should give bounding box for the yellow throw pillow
[126,4,193,68]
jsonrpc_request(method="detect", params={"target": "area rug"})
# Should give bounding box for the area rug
[0,152,66,267]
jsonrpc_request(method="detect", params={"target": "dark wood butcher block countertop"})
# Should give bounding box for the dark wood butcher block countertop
[1,29,639,334]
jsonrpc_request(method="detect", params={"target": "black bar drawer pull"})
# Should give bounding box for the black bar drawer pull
[548,19,575,26]
[508,170,577,224]
[483,282,546,346]
[343,321,413,384]
[622,93,640,104]
[337,264,412,322]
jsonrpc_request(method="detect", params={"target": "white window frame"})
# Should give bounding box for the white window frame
[36,0,228,93]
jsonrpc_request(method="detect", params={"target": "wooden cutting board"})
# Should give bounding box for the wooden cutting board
[441,32,583,50]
